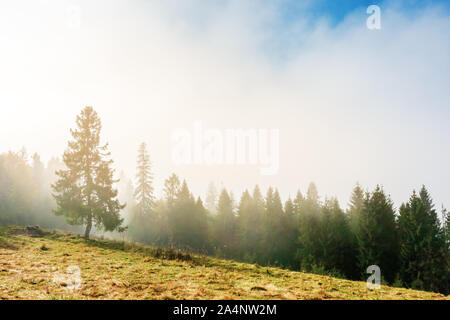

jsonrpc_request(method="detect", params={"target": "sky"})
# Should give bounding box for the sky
[1,0,450,211]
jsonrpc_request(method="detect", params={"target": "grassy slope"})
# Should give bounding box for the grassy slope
[0,227,448,300]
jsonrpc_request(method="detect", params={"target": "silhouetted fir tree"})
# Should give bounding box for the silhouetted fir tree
[444,207,450,247]
[149,199,170,247]
[348,183,365,232]
[306,182,320,205]
[284,197,294,216]
[263,188,286,265]
[28,153,48,224]
[214,189,236,257]
[128,143,156,243]
[249,185,266,263]
[236,189,253,259]
[163,173,181,207]
[0,152,35,225]
[264,187,273,210]
[95,160,127,233]
[292,190,305,258]
[398,187,448,293]
[279,197,299,268]
[296,183,323,271]
[195,196,212,253]
[355,185,399,283]
[293,190,304,216]
[444,208,450,289]
[296,190,357,278]
[229,191,237,211]
[167,180,209,252]
[419,187,448,294]
[419,186,443,239]
[134,142,154,213]
[321,198,358,278]
[205,181,218,214]
[270,189,284,214]
[196,196,207,213]
[31,153,45,190]
[2,152,76,229]
[237,190,252,220]
[177,180,192,202]
[302,197,338,274]
[52,107,125,238]
[301,183,322,218]
[252,185,264,207]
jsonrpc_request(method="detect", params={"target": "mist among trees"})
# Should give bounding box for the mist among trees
[0,107,448,294]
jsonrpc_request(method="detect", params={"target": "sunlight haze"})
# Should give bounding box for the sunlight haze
[1,0,449,209]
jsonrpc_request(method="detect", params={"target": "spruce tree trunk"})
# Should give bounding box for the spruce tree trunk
[84,214,92,239]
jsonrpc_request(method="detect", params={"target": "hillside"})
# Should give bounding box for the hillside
[0,226,447,300]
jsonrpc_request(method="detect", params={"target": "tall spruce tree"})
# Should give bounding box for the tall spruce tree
[293,190,304,215]
[249,185,266,263]
[284,197,294,216]
[306,182,320,205]
[128,143,155,243]
[444,207,450,248]
[263,188,285,265]
[205,181,218,214]
[279,197,299,268]
[297,182,322,271]
[31,153,45,189]
[397,187,448,293]
[236,189,253,260]
[321,198,358,278]
[355,185,398,283]
[52,107,125,238]
[214,189,236,257]
[163,173,181,207]
[167,180,209,252]
[348,183,365,233]
[134,142,154,213]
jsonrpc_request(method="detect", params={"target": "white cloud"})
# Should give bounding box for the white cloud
[0,0,449,209]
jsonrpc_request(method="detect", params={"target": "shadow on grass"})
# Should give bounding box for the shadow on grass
[0,237,19,250]
[50,232,272,274]
[1,225,264,274]
[44,229,207,266]
[0,226,23,250]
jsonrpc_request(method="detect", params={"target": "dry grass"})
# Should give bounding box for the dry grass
[0,227,448,300]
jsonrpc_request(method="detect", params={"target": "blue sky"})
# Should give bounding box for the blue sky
[166,0,450,61]
[280,0,450,25]
[281,0,376,25]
